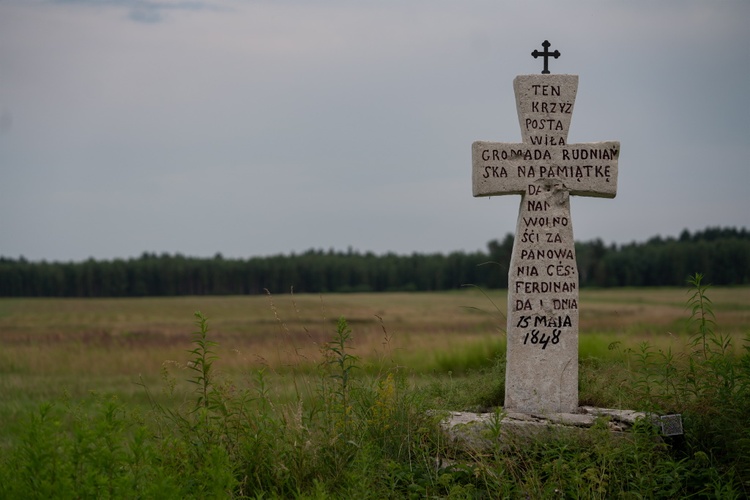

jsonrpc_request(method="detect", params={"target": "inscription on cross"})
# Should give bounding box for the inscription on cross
[471,74,620,414]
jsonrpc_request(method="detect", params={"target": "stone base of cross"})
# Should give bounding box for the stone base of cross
[472,75,620,414]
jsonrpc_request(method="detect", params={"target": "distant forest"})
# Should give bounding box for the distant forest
[1,227,748,297]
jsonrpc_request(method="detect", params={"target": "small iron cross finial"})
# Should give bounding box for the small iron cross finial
[531,40,560,74]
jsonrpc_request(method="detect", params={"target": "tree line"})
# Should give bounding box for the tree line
[1,227,747,297]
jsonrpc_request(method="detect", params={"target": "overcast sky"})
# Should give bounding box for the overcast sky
[1,0,748,262]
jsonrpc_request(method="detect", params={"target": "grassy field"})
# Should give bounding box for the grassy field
[1,286,748,375]
[0,286,746,426]
[1,285,749,497]
[1,287,748,409]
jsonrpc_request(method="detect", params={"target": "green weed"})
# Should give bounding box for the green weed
[624,273,750,494]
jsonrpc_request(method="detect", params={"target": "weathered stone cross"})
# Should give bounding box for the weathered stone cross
[471,60,620,414]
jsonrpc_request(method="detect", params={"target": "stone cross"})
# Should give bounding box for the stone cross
[471,73,620,414]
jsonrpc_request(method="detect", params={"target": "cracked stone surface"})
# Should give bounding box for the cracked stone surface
[438,406,649,451]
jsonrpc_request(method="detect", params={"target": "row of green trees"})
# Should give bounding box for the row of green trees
[1,227,747,297]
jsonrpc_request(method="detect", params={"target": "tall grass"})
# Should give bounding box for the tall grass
[1,279,749,497]
[625,274,750,488]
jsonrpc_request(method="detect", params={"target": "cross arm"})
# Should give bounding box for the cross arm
[472,141,529,196]
[472,141,620,198]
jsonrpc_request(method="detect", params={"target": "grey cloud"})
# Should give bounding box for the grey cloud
[52,0,222,23]
[0,109,12,136]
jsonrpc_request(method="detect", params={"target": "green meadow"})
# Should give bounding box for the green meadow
[1,283,749,497]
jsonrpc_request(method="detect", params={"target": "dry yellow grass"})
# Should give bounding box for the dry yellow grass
[0,287,748,382]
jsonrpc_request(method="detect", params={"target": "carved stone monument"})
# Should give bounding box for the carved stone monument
[472,41,620,414]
